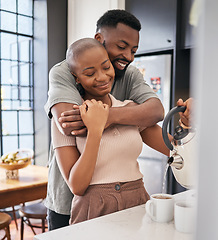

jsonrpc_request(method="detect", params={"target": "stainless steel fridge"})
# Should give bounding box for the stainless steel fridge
[131,54,172,195]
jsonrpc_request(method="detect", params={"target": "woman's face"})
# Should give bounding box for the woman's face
[74,46,115,99]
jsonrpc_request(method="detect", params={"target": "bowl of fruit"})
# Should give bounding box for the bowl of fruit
[0,149,34,171]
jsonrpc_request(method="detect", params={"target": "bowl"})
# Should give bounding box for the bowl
[0,148,34,171]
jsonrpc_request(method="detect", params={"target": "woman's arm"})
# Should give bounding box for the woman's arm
[55,100,109,196]
[140,124,172,157]
[55,131,102,196]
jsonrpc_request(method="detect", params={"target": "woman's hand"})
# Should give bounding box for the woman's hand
[79,99,109,134]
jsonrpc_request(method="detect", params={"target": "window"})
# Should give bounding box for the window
[0,0,34,155]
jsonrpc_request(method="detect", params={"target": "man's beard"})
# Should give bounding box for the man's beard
[112,61,129,79]
[103,41,130,80]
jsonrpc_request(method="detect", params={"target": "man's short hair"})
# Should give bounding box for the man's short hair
[96,9,141,32]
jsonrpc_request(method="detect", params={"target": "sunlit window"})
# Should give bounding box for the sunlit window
[0,0,34,155]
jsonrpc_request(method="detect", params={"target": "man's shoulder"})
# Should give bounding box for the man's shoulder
[125,64,139,74]
[121,64,141,80]
[49,59,73,80]
[50,60,69,74]
[118,65,141,83]
[53,59,67,68]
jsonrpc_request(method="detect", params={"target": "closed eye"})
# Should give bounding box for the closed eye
[85,72,95,77]
[104,66,110,70]
[118,45,126,50]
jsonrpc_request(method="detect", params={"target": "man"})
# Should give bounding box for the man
[44,9,169,230]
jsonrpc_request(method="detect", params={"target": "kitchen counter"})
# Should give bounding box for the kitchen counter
[34,190,195,240]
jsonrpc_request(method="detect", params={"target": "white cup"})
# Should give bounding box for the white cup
[146,193,174,223]
[174,201,196,233]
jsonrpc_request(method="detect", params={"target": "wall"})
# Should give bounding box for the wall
[47,0,68,71]
[34,0,68,166]
[34,0,49,166]
[67,0,125,46]
[193,0,218,238]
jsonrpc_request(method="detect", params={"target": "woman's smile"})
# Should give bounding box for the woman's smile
[95,81,111,90]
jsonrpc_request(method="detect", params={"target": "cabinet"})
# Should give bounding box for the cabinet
[126,0,196,52]
[125,0,177,54]
[180,0,195,48]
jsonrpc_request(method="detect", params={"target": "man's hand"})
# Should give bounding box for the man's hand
[59,105,87,136]
[177,98,193,127]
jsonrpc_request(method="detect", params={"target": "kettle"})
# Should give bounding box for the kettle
[162,106,196,189]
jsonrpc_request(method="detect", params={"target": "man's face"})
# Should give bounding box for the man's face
[96,23,139,78]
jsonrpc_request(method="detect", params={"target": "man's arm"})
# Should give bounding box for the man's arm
[58,97,193,136]
[140,98,194,156]
[107,97,164,128]
[50,63,164,135]
[59,97,164,135]
[45,61,85,135]
[105,65,164,129]
[51,103,86,136]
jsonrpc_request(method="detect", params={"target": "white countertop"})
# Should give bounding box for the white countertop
[34,190,195,240]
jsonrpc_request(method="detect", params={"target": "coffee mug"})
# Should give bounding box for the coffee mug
[146,193,174,223]
[174,201,196,233]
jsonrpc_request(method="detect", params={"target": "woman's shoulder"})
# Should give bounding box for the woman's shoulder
[109,94,133,107]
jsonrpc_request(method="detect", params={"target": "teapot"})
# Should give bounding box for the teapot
[162,106,196,189]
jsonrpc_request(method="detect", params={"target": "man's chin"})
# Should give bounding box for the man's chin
[114,67,127,79]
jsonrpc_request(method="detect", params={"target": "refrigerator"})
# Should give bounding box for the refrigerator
[131,54,172,195]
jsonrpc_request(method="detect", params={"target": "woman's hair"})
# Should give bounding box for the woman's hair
[66,38,104,72]
[96,9,141,32]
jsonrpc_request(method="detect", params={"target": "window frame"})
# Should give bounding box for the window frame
[0,0,35,158]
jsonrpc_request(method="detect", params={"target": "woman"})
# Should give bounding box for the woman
[52,38,186,224]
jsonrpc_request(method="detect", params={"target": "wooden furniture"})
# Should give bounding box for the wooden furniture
[0,212,11,240]
[1,206,20,231]
[19,202,47,240]
[0,165,48,209]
